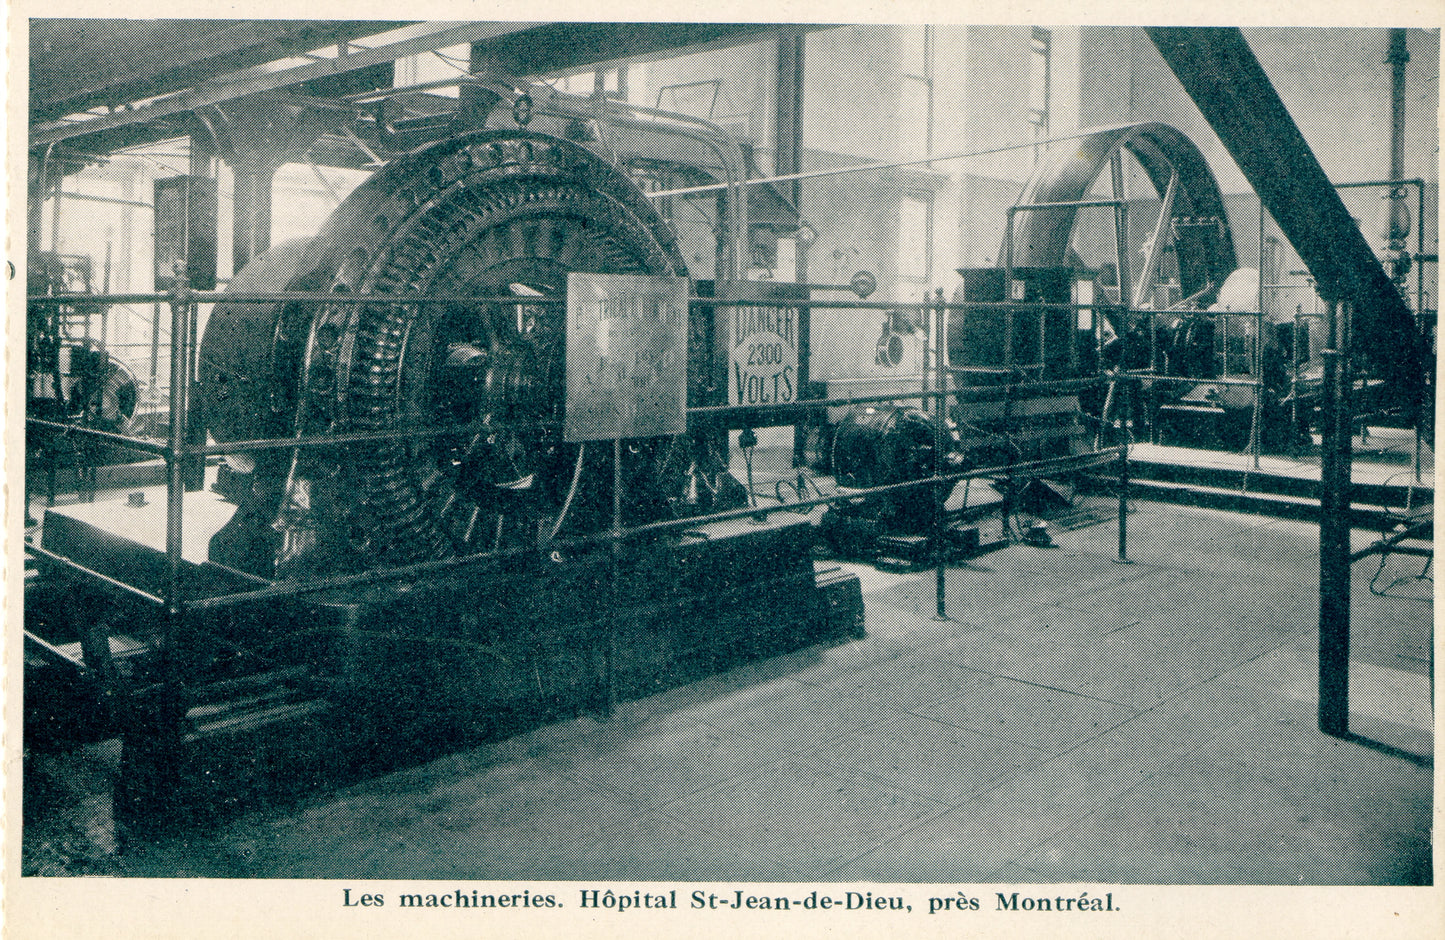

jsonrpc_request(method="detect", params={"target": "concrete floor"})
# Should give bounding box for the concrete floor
[78,500,1429,885]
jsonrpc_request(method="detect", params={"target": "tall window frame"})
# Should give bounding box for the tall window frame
[896,188,935,302]
[899,25,935,159]
[1029,27,1052,135]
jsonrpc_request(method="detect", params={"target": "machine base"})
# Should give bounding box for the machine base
[29,496,863,832]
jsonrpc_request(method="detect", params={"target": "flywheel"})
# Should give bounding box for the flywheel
[1012,122,1236,306]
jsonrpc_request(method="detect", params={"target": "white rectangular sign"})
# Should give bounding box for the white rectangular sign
[565,272,689,442]
[726,284,801,408]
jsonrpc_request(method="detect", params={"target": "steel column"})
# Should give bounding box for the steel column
[775,32,808,467]
[1317,302,1353,737]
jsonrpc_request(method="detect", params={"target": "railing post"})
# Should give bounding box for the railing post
[932,291,950,621]
[1116,384,1131,565]
[1249,309,1264,469]
[605,437,623,717]
[1291,304,1304,455]
[117,262,192,839]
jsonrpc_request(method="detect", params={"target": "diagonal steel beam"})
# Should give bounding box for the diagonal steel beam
[1146,26,1425,421]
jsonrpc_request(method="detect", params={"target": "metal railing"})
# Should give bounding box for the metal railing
[26,274,1133,739]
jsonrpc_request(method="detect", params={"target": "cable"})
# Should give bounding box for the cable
[738,427,759,508]
[545,442,587,545]
[1369,548,1433,600]
[430,49,473,73]
[774,470,825,514]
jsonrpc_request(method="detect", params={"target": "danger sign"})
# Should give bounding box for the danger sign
[729,301,799,407]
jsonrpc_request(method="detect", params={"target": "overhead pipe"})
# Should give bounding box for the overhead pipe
[1388,29,1408,185]
[1146,26,1426,426]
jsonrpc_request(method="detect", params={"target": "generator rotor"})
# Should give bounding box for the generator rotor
[200,130,689,576]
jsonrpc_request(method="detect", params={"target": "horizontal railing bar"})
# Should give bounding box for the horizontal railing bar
[27,290,571,306]
[1010,198,1128,211]
[28,375,1106,457]
[29,288,1201,315]
[25,543,168,606]
[28,376,1109,457]
[1334,177,1426,190]
[186,446,1125,612]
[1124,371,1270,388]
[25,417,171,454]
[189,423,517,456]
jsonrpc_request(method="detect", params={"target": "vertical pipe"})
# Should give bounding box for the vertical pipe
[776,34,807,467]
[999,377,1017,542]
[1257,197,1267,319]
[1300,304,1312,453]
[1388,30,1408,185]
[165,264,190,611]
[1110,151,1131,305]
[183,280,204,491]
[149,302,162,386]
[1414,413,1423,484]
[50,176,63,254]
[1415,182,1425,329]
[1149,300,1159,374]
[733,179,749,281]
[774,34,805,217]
[100,240,112,343]
[1004,207,1016,283]
[138,263,191,826]
[1094,287,1105,369]
[921,287,933,403]
[1318,300,1352,737]
[1414,182,1425,484]
[1037,293,1047,375]
[1251,200,1266,469]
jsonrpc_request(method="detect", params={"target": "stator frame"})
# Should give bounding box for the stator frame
[200,130,692,577]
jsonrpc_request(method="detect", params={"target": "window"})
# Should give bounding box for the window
[655,80,721,119]
[896,191,933,300]
[1029,28,1052,132]
[899,26,934,158]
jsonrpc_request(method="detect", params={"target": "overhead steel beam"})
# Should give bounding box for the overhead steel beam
[30,21,543,149]
[30,20,416,124]
[471,23,808,78]
[1146,26,1425,421]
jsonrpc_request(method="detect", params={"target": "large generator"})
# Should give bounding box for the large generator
[25,113,865,823]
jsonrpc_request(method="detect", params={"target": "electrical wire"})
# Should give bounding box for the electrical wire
[774,471,825,513]
[430,49,473,72]
[546,442,587,544]
[1368,548,1432,600]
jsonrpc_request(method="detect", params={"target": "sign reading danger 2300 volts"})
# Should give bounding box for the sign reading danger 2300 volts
[729,293,799,408]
